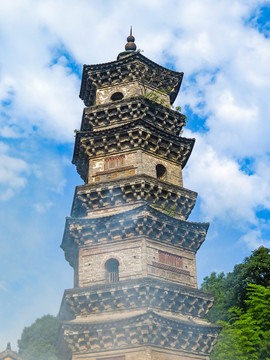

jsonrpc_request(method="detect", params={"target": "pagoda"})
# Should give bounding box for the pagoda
[58,30,221,360]
[0,343,21,360]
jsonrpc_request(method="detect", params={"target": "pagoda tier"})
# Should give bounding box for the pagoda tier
[73,120,194,181]
[59,278,214,321]
[62,204,209,268]
[79,52,183,107]
[58,34,221,360]
[59,310,220,357]
[81,96,187,135]
[70,175,197,219]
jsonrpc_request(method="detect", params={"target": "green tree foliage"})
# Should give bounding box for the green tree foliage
[201,246,270,322]
[211,284,270,360]
[201,247,270,359]
[18,315,59,360]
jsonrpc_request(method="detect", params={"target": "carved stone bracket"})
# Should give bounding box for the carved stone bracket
[60,311,220,355]
[70,175,197,219]
[59,277,214,321]
[63,204,208,251]
[82,97,186,135]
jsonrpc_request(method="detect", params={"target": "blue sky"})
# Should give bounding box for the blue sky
[1,0,270,351]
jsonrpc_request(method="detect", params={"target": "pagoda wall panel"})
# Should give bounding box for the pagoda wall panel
[78,240,143,287]
[146,242,197,287]
[88,151,183,186]
[76,236,197,288]
[95,81,170,107]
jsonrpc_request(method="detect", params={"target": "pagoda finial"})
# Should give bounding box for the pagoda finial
[7,342,11,350]
[125,26,136,51]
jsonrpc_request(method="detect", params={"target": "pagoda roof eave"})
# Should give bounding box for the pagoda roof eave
[59,277,215,322]
[66,203,209,230]
[82,96,187,135]
[61,203,209,255]
[59,310,221,355]
[79,52,183,106]
[69,174,198,219]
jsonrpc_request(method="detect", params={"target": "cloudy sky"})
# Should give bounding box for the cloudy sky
[1,0,270,350]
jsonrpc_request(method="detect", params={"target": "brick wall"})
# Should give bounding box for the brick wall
[88,151,183,186]
[77,238,197,288]
[95,81,170,107]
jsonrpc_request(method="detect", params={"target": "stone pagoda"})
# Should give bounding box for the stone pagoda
[58,31,221,360]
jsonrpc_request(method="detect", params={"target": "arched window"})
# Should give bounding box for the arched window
[105,258,119,283]
[156,164,167,180]
[111,92,124,101]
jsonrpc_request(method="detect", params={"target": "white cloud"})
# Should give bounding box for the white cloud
[32,201,53,214]
[239,229,270,250]
[184,131,270,225]
[0,143,28,201]
[0,281,7,291]
[32,158,67,194]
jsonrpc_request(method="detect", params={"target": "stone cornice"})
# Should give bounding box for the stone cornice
[79,52,183,106]
[59,277,214,321]
[60,310,221,355]
[82,97,186,136]
[70,175,197,219]
[62,203,208,252]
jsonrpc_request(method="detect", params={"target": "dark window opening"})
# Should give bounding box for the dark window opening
[111,92,124,101]
[105,258,119,283]
[156,164,167,180]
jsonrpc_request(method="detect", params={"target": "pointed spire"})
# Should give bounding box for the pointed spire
[125,26,136,51]
[7,343,11,351]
